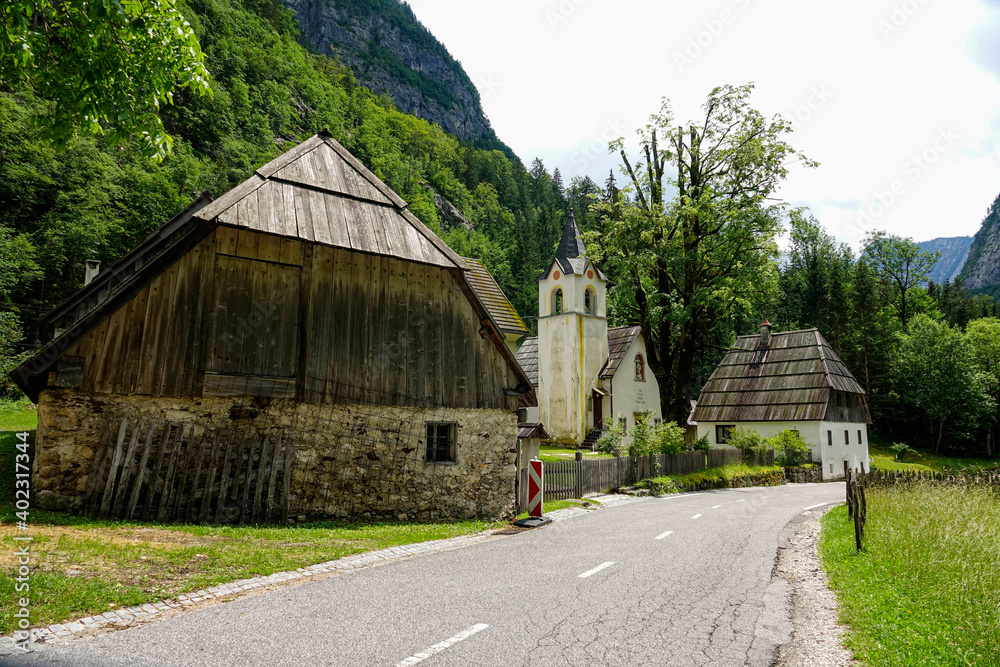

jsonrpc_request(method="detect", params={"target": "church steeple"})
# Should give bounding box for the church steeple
[554,208,585,264]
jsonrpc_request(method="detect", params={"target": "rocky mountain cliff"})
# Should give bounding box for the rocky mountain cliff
[281,0,497,145]
[918,236,973,284]
[959,192,1000,290]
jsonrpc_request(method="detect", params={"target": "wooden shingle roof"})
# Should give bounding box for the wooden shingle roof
[599,326,642,379]
[194,133,466,270]
[516,337,539,386]
[691,329,868,423]
[463,258,529,336]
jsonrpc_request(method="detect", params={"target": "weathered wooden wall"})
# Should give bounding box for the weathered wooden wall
[62,226,517,410]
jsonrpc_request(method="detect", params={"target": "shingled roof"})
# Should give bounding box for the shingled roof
[11,133,539,404]
[515,337,539,386]
[463,258,529,337]
[690,328,868,423]
[540,210,606,280]
[599,326,642,379]
[194,133,466,270]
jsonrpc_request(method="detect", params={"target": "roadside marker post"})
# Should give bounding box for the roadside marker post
[528,459,543,518]
[513,458,551,528]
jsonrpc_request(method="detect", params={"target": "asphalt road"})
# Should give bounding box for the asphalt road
[6,483,845,667]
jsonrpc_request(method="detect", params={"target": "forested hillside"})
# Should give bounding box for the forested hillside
[960,191,1000,290]
[281,0,499,146]
[919,236,972,284]
[0,0,601,370]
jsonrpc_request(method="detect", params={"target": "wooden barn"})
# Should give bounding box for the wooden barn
[12,132,535,523]
[690,322,870,479]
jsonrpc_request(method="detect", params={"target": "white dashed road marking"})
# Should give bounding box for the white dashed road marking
[736,500,746,503]
[578,562,615,578]
[691,514,702,520]
[803,502,833,510]
[712,505,721,509]
[396,624,489,666]
[655,531,673,540]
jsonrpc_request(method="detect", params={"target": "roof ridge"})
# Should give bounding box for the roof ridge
[813,329,834,387]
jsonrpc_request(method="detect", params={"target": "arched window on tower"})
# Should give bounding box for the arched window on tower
[585,287,596,315]
[552,288,563,315]
[635,354,645,381]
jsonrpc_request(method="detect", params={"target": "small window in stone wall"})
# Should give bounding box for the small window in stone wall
[716,425,735,444]
[425,423,457,463]
[858,429,863,444]
[827,430,833,446]
[844,430,849,445]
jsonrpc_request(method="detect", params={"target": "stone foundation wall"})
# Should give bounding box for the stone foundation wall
[35,389,519,521]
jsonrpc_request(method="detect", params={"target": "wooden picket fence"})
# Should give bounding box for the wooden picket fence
[84,415,294,524]
[514,449,774,512]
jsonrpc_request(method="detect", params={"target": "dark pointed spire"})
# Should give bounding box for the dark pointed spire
[554,208,585,261]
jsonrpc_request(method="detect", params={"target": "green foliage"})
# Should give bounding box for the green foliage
[890,315,995,452]
[819,485,1000,666]
[691,434,711,452]
[0,0,211,158]
[0,0,576,343]
[726,426,768,454]
[595,419,626,455]
[862,231,939,331]
[641,464,784,494]
[587,83,810,422]
[768,429,811,467]
[890,442,912,462]
[653,420,687,454]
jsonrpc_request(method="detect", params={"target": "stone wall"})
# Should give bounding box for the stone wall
[35,389,519,522]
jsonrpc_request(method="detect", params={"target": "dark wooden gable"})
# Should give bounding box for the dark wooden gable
[13,134,536,408]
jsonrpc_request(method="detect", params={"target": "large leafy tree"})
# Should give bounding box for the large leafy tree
[967,317,1000,456]
[587,83,814,422]
[861,231,938,332]
[777,212,854,352]
[1,0,211,158]
[891,315,994,453]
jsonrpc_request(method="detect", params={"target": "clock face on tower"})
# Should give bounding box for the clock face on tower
[553,270,560,280]
[587,270,593,279]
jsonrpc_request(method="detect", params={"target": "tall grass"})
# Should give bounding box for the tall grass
[820,484,1000,666]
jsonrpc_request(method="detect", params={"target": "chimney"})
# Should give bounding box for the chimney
[84,259,101,286]
[759,319,772,347]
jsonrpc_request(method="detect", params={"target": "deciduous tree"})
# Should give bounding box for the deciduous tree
[1,0,211,158]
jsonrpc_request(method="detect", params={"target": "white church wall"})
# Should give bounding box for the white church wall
[610,335,663,446]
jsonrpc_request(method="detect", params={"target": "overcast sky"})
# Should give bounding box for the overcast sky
[405,0,1000,249]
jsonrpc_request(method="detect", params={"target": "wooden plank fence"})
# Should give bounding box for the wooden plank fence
[515,448,776,513]
[84,415,293,524]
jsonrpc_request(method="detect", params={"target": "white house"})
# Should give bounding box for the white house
[690,322,871,479]
[516,211,662,448]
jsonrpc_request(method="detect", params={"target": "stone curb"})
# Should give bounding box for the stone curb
[0,492,644,655]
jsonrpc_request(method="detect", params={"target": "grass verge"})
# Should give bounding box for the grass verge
[515,497,599,519]
[819,485,1000,666]
[0,516,500,634]
[538,445,612,462]
[868,438,996,474]
[0,403,500,634]
[641,463,784,494]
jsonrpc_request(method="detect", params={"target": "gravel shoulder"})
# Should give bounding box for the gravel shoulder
[775,507,857,666]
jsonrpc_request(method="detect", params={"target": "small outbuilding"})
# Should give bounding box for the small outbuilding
[690,322,870,479]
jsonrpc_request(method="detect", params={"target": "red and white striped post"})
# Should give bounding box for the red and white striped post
[528,458,543,518]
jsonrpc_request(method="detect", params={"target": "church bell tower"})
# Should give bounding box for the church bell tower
[536,210,609,445]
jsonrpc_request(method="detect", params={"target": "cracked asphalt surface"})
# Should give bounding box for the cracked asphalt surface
[5,483,845,667]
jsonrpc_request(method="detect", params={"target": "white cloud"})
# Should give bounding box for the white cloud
[406,0,1000,248]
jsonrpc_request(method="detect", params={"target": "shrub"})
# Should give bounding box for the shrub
[628,413,658,456]
[654,420,687,454]
[727,426,768,454]
[890,442,912,462]
[594,419,625,455]
[769,429,811,467]
[691,434,711,452]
